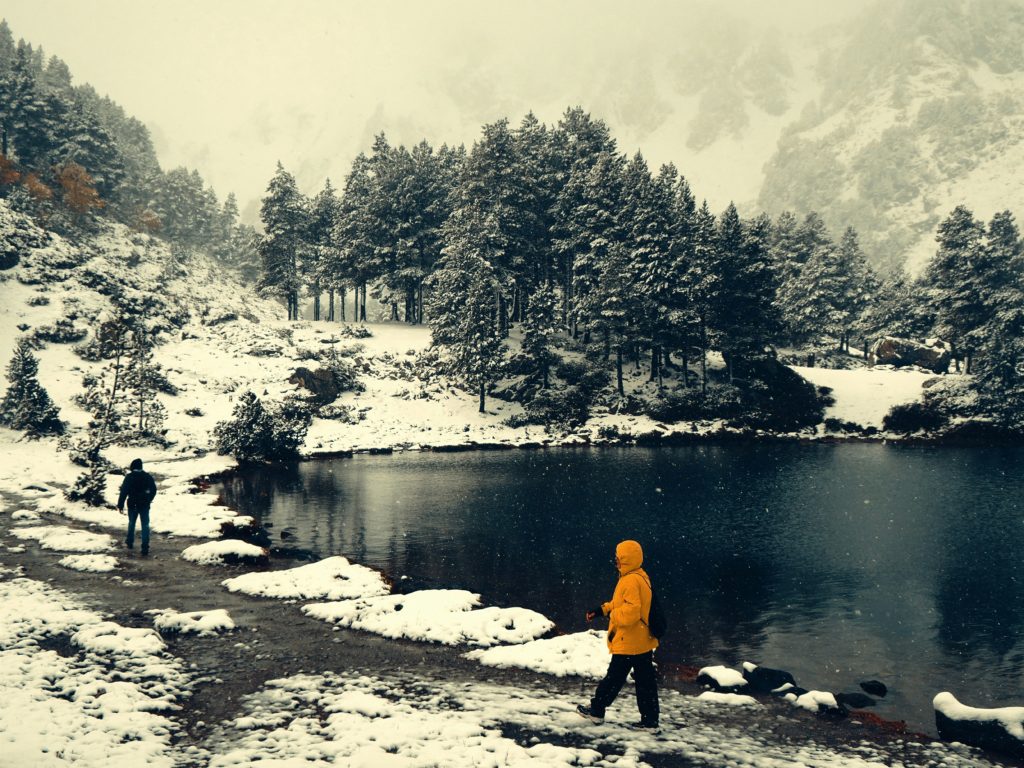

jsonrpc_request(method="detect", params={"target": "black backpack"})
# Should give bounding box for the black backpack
[639,574,668,639]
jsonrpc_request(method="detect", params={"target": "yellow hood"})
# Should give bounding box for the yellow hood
[616,540,643,576]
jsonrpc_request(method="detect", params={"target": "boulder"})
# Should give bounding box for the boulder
[289,366,342,403]
[934,692,1024,759]
[860,680,888,698]
[742,662,797,694]
[871,337,951,373]
[696,665,749,693]
[836,692,877,709]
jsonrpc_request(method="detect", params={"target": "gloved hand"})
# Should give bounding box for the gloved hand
[585,606,603,622]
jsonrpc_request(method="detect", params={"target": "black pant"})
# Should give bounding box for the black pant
[590,651,659,725]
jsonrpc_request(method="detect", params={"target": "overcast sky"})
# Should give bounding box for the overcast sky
[3,1,869,209]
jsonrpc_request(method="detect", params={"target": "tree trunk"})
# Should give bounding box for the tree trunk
[360,285,367,322]
[417,279,424,324]
[314,293,321,322]
[479,382,486,413]
[616,345,625,397]
[650,346,659,382]
[965,351,972,375]
[340,288,346,322]
[700,314,707,396]
[327,289,335,321]
[391,302,399,322]
[682,353,689,388]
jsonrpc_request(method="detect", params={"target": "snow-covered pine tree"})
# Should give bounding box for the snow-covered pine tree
[335,153,378,323]
[685,201,719,394]
[834,227,879,352]
[620,155,677,385]
[550,108,617,329]
[306,179,341,321]
[0,338,64,437]
[973,210,1024,424]
[428,205,506,412]
[121,327,167,442]
[259,162,307,320]
[512,112,558,313]
[520,283,559,389]
[924,205,988,372]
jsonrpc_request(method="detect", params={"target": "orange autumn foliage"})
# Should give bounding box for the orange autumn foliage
[56,162,104,215]
[0,154,21,186]
[22,173,53,202]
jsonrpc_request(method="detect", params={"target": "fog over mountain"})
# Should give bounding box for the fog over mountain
[7,0,1024,271]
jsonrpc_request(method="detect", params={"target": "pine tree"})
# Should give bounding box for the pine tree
[834,227,878,352]
[685,201,719,394]
[924,205,987,371]
[334,154,377,323]
[520,283,559,388]
[306,179,341,321]
[428,205,506,412]
[258,162,306,320]
[122,327,167,442]
[0,338,63,437]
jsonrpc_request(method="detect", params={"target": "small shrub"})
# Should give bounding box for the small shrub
[338,324,372,339]
[27,295,50,306]
[524,385,591,427]
[882,401,946,433]
[184,407,204,417]
[33,318,88,344]
[65,465,107,506]
[213,391,310,463]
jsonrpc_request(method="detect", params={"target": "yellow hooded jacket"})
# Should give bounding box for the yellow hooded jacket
[600,539,658,655]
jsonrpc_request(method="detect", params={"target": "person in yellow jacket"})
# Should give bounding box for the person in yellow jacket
[577,539,659,731]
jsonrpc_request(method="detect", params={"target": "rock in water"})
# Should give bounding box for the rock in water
[742,662,797,694]
[836,692,877,709]
[860,680,888,698]
[934,692,1024,759]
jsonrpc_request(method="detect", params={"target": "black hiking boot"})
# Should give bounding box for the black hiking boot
[576,705,604,724]
[630,721,660,733]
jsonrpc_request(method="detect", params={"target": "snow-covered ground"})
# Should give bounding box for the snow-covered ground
[793,365,940,430]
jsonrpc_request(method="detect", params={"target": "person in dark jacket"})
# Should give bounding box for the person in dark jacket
[577,539,660,731]
[117,458,157,555]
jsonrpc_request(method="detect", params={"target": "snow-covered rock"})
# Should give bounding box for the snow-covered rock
[696,665,748,693]
[152,608,236,636]
[180,540,268,566]
[934,692,1024,758]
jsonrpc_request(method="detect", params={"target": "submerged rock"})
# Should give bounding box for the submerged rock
[836,692,877,709]
[860,680,888,698]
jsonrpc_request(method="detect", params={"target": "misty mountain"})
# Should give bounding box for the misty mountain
[156,0,1024,274]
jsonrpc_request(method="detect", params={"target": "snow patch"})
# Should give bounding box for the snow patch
[697,691,761,707]
[465,630,609,679]
[11,524,114,553]
[934,691,1024,740]
[303,589,554,647]
[222,556,389,601]
[59,554,119,572]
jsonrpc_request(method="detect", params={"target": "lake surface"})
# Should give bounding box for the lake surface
[216,444,1024,733]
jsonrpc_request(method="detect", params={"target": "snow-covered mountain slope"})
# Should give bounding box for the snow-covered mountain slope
[759,0,1024,272]
[161,0,1024,275]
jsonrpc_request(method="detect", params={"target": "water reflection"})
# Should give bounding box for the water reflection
[217,444,1024,732]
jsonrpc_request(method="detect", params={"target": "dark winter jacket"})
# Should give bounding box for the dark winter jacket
[600,539,658,655]
[117,469,157,510]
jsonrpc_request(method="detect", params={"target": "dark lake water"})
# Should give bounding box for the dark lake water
[215,444,1024,734]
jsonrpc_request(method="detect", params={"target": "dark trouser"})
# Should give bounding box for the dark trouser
[590,651,659,725]
[126,505,150,552]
